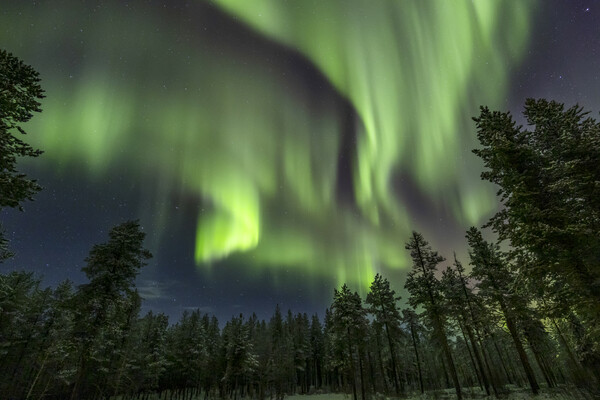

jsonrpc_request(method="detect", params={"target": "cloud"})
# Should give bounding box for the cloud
[137,279,176,300]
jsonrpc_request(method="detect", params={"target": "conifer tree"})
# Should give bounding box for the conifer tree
[331,284,369,400]
[0,273,51,399]
[323,307,342,391]
[269,304,294,399]
[70,220,151,400]
[472,99,600,344]
[402,308,425,394]
[466,227,540,395]
[366,273,402,395]
[441,257,493,396]
[0,49,45,261]
[28,280,76,399]
[309,314,324,389]
[405,231,462,400]
[0,227,11,262]
[293,312,311,393]
[131,311,169,397]
[222,314,258,400]
[0,49,44,210]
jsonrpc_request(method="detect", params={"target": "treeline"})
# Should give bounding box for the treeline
[2,51,600,399]
[1,221,599,399]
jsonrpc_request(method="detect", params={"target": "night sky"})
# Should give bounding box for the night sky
[1,0,599,323]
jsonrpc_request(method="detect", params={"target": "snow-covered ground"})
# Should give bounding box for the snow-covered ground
[285,387,595,400]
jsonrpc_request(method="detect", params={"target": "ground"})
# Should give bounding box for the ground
[284,387,595,400]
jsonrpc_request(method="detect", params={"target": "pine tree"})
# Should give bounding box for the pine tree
[108,291,143,397]
[0,272,50,398]
[402,308,425,394]
[472,99,600,345]
[130,311,169,397]
[466,227,540,395]
[25,280,76,399]
[0,49,44,210]
[292,313,311,393]
[331,284,369,400]
[0,49,45,261]
[366,273,403,395]
[441,257,494,396]
[269,304,294,400]
[0,225,12,262]
[405,231,462,400]
[309,314,324,389]
[70,220,151,399]
[222,314,258,400]
[323,307,343,392]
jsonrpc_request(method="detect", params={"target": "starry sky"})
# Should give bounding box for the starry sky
[1,0,599,323]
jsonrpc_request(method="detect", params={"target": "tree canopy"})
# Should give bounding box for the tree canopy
[0,49,44,262]
[0,49,44,210]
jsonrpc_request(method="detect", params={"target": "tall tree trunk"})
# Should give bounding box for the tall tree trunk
[477,335,500,397]
[434,316,462,400]
[529,341,554,388]
[489,330,514,384]
[26,352,48,400]
[382,321,400,395]
[440,353,450,389]
[413,238,461,399]
[552,318,586,384]
[374,333,389,394]
[459,322,483,391]
[464,322,492,396]
[457,259,496,396]
[366,349,377,394]
[358,347,366,400]
[409,322,424,394]
[499,300,539,395]
[347,332,357,400]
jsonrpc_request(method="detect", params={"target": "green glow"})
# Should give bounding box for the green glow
[2,1,535,290]
[211,0,534,224]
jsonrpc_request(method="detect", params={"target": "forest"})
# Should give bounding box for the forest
[1,50,600,400]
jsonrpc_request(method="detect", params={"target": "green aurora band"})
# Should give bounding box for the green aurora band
[3,1,535,289]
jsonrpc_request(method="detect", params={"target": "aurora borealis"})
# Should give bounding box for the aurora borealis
[2,1,599,320]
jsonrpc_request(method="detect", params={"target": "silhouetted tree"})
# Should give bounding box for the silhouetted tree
[366,273,402,395]
[441,256,494,396]
[222,314,258,400]
[0,49,45,261]
[405,231,462,400]
[0,49,44,209]
[331,284,369,400]
[70,220,151,400]
[269,304,294,399]
[402,308,425,394]
[309,314,324,389]
[473,99,600,347]
[466,227,540,395]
